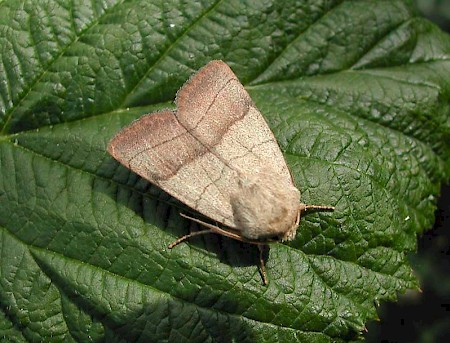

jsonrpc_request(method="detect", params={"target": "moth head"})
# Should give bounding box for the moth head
[231,169,301,242]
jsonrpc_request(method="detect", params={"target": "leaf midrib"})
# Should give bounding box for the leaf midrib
[27,242,345,340]
[7,127,421,247]
[0,134,419,338]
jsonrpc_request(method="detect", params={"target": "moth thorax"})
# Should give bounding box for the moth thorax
[231,170,300,241]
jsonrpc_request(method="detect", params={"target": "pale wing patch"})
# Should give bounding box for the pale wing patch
[175,60,292,182]
[158,151,238,227]
[213,106,291,180]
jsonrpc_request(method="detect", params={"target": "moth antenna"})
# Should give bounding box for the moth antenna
[168,229,213,249]
[258,245,268,285]
[299,203,335,212]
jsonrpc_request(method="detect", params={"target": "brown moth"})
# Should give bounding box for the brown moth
[108,60,334,284]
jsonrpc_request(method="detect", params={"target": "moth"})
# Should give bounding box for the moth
[108,60,334,284]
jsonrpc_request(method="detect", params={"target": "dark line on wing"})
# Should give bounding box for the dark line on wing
[175,78,252,172]
[185,77,238,132]
[128,78,251,176]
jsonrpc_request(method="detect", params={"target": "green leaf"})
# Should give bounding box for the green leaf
[1,0,449,342]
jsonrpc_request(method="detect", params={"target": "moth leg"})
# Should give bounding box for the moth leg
[258,244,268,285]
[176,213,270,285]
[179,213,252,242]
[299,203,335,212]
[168,229,213,249]
[168,213,242,249]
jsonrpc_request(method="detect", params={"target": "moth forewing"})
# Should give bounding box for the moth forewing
[108,60,334,285]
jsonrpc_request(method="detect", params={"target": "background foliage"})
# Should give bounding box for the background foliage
[365,1,450,341]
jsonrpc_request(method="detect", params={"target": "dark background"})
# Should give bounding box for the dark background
[365,1,450,342]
